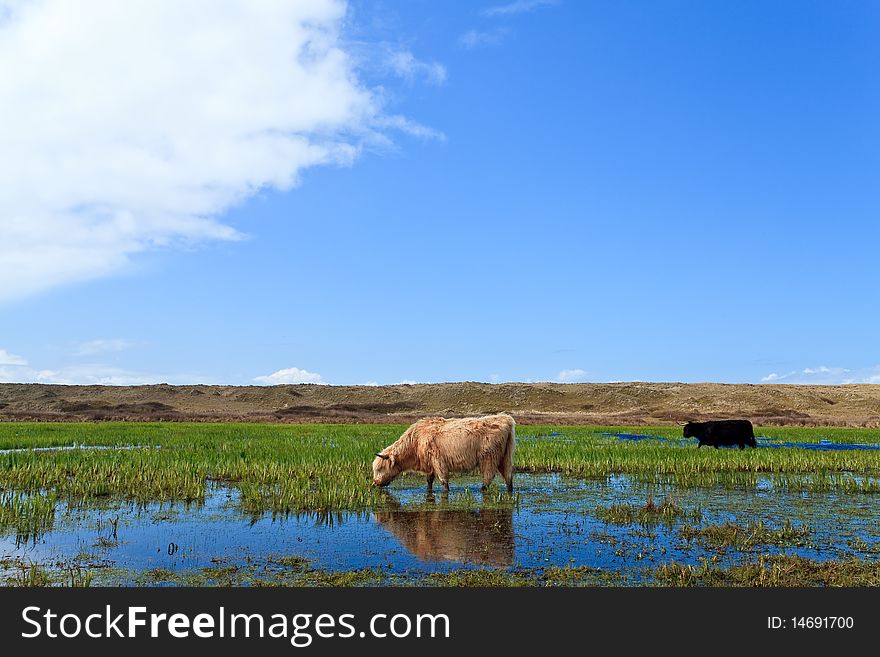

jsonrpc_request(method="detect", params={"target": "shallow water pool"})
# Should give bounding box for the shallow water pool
[2,472,878,585]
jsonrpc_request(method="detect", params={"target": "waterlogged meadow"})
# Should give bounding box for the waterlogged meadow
[1,422,879,586]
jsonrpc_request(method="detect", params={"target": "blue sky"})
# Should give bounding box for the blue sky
[1,0,878,386]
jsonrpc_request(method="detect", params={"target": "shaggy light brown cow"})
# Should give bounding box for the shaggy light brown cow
[371,413,516,492]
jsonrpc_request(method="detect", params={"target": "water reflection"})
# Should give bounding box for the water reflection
[373,508,515,566]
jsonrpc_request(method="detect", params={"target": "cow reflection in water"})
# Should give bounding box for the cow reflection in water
[373,507,515,567]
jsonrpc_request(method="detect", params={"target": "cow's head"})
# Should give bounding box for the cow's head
[682,422,697,438]
[372,452,401,487]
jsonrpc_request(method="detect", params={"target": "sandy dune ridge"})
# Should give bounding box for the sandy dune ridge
[2,382,880,426]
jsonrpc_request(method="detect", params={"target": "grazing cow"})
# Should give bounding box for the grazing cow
[683,419,757,449]
[371,413,516,492]
[373,509,514,566]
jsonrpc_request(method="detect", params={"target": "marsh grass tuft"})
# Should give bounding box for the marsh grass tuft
[679,520,811,550]
[0,490,56,540]
[656,555,880,587]
[267,555,311,570]
[6,562,52,587]
[595,496,701,526]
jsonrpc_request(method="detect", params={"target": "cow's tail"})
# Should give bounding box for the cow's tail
[500,416,516,491]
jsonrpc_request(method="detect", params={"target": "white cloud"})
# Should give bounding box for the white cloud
[254,367,324,385]
[0,346,210,385]
[75,338,136,356]
[383,50,447,85]
[483,0,558,17]
[0,0,426,304]
[0,348,27,366]
[803,366,836,375]
[556,368,589,383]
[760,365,880,385]
[0,362,207,385]
[0,366,27,382]
[458,28,508,49]
[374,115,446,141]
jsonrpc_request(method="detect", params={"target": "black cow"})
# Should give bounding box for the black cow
[683,420,757,449]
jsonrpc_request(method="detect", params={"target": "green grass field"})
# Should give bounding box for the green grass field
[1,422,879,517]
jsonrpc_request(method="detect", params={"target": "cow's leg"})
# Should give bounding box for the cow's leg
[738,443,745,450]
[480,459,496,491]
[499,466,514,493]
[697,442,702,449]
[426,473,435,492]
[436,467,450,492]
[431,459,449,492]
[499,431,515,493]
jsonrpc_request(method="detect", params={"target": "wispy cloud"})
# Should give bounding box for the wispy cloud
[0,362,209,385]
[374,115,446,141]
[462,1,556,51]
[761,365,880,385]
[253,367,324,385]
[483,0,558,17]
[458,27,509,49]
[0,348,27,366]
[556,368,590,383]
[0,346,210,385]
[383,50,447,85]
[74,338,137,357]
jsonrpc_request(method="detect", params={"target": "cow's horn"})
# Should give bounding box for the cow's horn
[375,453,390,460]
